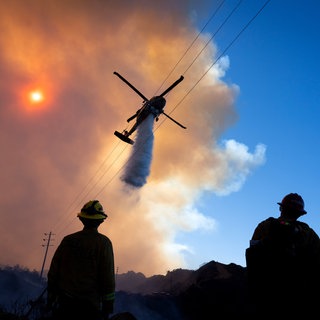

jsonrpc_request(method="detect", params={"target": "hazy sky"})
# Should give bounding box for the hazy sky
[1,0,319,277]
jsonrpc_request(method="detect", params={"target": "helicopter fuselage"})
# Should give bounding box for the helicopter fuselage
[134,96,166,124]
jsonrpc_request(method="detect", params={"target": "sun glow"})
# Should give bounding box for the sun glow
[22,86,50,112]
[29,90,44,104]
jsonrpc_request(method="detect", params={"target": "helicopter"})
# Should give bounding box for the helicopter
[113,71,186,145]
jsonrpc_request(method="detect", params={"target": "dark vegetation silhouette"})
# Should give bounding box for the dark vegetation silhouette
[0,261,253,320]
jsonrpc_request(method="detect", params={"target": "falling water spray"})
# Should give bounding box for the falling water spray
[121,114,155,187]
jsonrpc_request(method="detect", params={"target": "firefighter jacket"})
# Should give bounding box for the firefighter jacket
[246,216,320,317]
[47,227,115,311]
[251,217,320,268]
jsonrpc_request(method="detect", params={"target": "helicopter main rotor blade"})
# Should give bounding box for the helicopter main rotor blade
[162,111,186,129]
[113,72,149,101]
[160,75,184,97]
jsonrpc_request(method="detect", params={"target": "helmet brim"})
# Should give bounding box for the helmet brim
[277,202,307,214]
[77,212,107,220]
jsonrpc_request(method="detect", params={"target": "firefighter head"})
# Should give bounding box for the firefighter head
[77,200,107,227]
[277,193,307,218]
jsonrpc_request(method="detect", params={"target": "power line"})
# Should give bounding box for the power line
[155,0,226,95]
[160,0,272,118]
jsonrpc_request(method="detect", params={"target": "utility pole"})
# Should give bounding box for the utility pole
[40,231,54,279]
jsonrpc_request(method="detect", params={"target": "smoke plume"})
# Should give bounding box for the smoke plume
[0,0,266,276]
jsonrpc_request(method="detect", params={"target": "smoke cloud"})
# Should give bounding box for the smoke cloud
[0,0,266,276]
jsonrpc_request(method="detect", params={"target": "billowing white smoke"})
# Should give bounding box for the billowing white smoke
[121,114,155,187]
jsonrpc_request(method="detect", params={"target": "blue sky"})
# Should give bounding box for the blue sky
[183,0,320,268]
[1,0,319,276]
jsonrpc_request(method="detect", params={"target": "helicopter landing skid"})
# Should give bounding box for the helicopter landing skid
[114,131,134,145]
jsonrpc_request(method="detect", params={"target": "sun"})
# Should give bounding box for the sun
[24,88,48,112]
[29,90,44,104]
[21,81,53,113]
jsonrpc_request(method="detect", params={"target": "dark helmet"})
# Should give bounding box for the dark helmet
[277,193,307,215]
[77,200,107,220]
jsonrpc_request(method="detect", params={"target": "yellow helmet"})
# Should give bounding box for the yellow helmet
[77,200,107,220]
